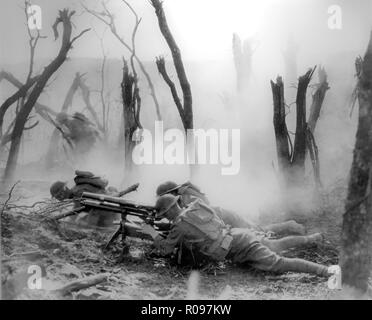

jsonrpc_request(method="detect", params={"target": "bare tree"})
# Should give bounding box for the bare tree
[97,36,109,135]
[0,72,59,153]
[232,33,257,94]
[271,67,320,188]
[340,32,372,296]
[120,59,142,172]
[83,0,162,120]
[2,9,90,183]
[151,0,193,131]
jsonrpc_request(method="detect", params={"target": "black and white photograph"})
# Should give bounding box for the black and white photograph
[0,0,372,304]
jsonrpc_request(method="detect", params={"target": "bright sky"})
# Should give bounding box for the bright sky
[0,0,371,64]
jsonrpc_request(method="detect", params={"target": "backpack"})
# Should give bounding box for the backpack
[74,170,108,189]
[178,200,233,261]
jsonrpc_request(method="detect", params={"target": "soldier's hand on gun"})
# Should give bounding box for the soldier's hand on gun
[141,224,159,240]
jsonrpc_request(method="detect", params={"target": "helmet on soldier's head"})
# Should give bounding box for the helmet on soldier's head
[50,181,67,199]
[56,112,69,124]
[73,112,89,123]
[155,194,180,218]
[156,181,180,197]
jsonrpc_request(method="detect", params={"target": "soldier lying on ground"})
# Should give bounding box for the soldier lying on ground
[50,170,120,227]
[156,181,305,236]
[141,194,336,277]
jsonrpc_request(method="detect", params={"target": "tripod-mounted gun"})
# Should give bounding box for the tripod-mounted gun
[54,191,169,252]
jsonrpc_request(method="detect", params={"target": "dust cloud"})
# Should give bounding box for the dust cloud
[1,0,371,220]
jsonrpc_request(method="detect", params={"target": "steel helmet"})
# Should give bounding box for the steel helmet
[155,194,180,218]
[50,181,67,198]
[156,181,181,197]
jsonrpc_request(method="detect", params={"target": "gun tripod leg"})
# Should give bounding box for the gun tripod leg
[120,224,130,256]
[104,226,122,250]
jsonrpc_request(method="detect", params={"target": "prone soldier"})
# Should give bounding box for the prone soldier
[156,181,306,236]
[50,170,127,227]
[142,194,335,277]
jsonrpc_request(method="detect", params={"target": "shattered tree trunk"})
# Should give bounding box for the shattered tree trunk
[271,67,316,188]
[340,32,372,295]
[271,76,291,186]
[2,9,89,183]
[291,68,315,185]
[307,67,329,187]
[120,59,141,173]
[233,33,254,94]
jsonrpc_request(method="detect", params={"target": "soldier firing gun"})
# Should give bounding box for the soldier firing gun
[55,192,171,250]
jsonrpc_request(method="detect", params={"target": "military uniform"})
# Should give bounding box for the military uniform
[52,171,116,227]
[154,199,328,276]
[176,182,259,230]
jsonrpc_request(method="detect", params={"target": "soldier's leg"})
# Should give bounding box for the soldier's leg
[261,233,323,253]
[247,241,328,276]
[227,229,328,277]
[261,220,306,235]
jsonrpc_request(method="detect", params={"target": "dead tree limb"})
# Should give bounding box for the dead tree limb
[308,66,330,133]
[0,72,63,157]
[62,72,83,112]
[78,77,104,133]
[340,31,372,295]
[306,128,321,188]
[97,37,108,134]
[151,0,193,131]
[83,2,161,120]
[0,180,20,215]
[53,273,109,296]
[292,67,316,171]
[156,57,185,127]
[271,76,291,181]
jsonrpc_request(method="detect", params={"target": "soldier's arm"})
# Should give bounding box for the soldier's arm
[153,224,184,256]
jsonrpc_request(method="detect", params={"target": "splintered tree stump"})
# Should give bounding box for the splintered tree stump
[271,67,324,190]
[233,33,255,94]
